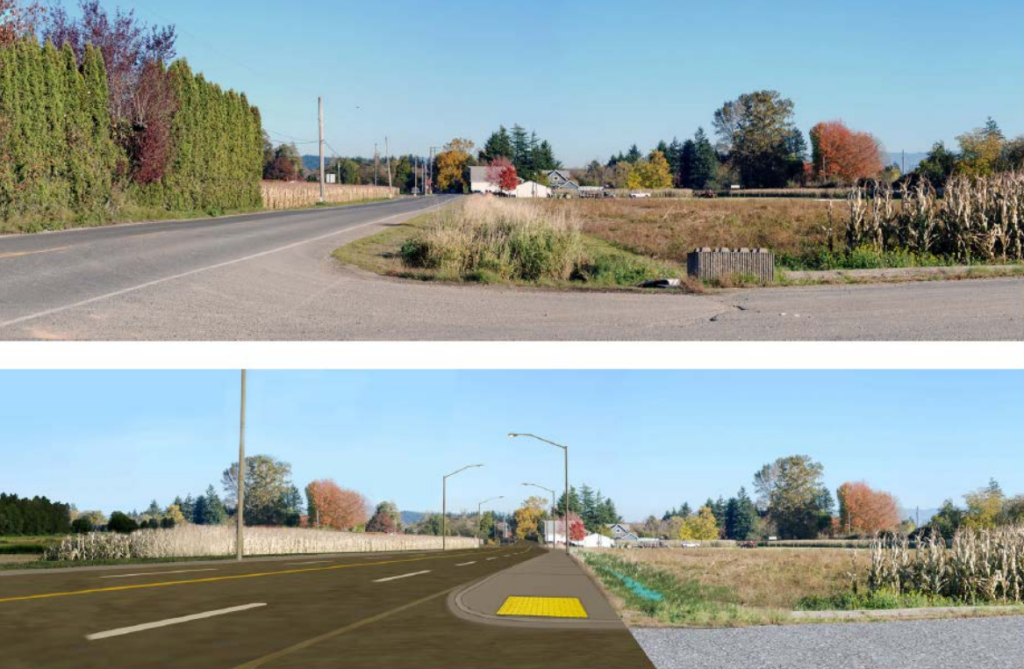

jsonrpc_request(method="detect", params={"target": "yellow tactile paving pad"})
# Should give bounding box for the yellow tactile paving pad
[496,596,589,619]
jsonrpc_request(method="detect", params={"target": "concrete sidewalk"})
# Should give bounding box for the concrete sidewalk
[449,548,624,630]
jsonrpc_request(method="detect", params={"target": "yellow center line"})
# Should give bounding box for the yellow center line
[0,246,73,260]
[0,547,515,605]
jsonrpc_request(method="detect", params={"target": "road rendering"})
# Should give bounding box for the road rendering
[0,197,1021,341]
[0,545,653,669]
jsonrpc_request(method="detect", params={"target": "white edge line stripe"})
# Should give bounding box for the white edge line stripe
[100,568,217,579]
[86,603,266,640]
[455,562,476,567]
[0,199,448,330]
[372,570,431,583]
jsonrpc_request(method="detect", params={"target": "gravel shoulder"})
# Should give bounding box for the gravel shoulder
[632,617,1024,669]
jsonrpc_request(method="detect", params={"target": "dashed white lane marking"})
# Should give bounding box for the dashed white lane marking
[487,557,498,561]
[100,569,217,579]
[285,561,333,566]
[455,562,476,567]
[86,603,266,640]
[0,200,449,331]
[373,570,431,583]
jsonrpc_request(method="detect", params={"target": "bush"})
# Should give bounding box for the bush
[107,512,139,534]
[71,518,94,534]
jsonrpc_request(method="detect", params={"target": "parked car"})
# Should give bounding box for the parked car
[629,192,652,199]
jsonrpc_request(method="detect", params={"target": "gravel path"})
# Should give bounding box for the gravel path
[633,617,1024,669]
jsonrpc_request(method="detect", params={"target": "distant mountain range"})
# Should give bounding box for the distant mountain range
[901,508,940,525]
[885,152,928,173]
[400,510,425,525]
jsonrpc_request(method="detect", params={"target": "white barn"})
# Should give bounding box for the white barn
[512,180,552,199]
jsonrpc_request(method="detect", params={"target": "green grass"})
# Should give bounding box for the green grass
[797,589,961,611]
[581,552,787,627]
[0,536,61,554]
[778,245,1024,272]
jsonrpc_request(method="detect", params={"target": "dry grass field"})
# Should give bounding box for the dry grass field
[552,198,832,266]
[591,547,868,610]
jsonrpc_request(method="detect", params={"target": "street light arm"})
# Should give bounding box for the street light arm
[445,464,484,480]
[508,433,567,450]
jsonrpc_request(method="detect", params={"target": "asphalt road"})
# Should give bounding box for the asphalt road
[0,545,652,669]
[633,617,1024,669]
[0,198,1021,340]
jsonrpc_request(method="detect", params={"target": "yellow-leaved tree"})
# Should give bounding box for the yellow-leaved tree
[435,138,475,193]
[626,150,674,189]
[514,496,548,541]
[678,506,719,541]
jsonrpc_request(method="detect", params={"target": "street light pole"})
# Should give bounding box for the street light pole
[442,464,483,551]
[509,434,570,555]
[477,496,504,545]
[236,370,246,562]
[522,483,557,547]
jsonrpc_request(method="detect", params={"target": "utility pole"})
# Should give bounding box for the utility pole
[236,370,247,562]
[385,136,393,197]
[374,143,379,187]
[318,97,325,203]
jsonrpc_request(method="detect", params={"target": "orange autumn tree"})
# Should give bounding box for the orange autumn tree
[837,481,900,536]
[810,121,884,185]
[305,479,369,531]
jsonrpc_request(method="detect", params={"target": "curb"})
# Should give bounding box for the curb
[446,554,626,631]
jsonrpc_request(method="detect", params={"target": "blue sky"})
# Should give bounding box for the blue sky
[50,0,1024,166]
[1,371,1020,520]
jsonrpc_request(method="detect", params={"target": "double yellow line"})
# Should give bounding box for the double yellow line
[0,546,514,605]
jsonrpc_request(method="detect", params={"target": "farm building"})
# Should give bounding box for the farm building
[469,166,501,195]
[468,166,552,198]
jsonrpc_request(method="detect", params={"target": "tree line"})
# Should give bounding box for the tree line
[585,91,1024,193]
[0,0,262,230]
[0,493,71,536]
[639,456,1023,543]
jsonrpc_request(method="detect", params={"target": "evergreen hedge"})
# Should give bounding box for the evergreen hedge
[0,41,263,230]
[0,40,117,226]
[135,59,263,214]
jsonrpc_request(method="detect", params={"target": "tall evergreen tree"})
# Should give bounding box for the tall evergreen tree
[691,128,719,190]
[481,126,514,162]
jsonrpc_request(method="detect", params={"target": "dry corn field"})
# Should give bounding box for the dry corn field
[261,181,398,210]
[842,173,1024,262]
[44,525,478,561]
[871,527,1024,603]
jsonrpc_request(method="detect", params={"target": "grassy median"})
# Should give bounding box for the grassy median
[333,198,699,291]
